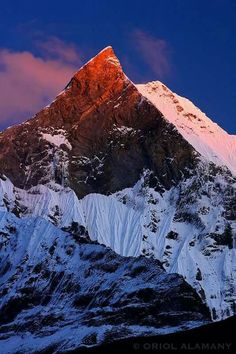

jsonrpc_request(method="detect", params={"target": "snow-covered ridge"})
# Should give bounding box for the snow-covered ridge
[137,81,236,176]
[1,171,235,320]
[0,178,142,257]
[0,208,209,353]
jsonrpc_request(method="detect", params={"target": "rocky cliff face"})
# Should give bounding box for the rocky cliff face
[0,46,235,353]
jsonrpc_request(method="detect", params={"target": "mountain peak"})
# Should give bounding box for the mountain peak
[72,45,122,82]
[47,45,129,123]
[87,46,119,65]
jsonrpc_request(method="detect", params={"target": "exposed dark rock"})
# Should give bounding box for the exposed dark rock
[209,224,234,249]
[166,231,179,240]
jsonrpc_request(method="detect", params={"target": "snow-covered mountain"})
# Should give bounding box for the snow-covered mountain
[0,46,235,352]
[137,81,236,175]
[0,208,209,352]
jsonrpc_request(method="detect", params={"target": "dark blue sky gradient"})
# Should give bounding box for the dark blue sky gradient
[0,0,235,133]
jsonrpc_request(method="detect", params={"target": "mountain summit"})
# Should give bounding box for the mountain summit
[0,47,196,197]
[0,47,235,353]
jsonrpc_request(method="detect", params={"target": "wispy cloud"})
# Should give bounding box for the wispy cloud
[131,30,171,79]
[36,36,82,64]
[0,37,82,129]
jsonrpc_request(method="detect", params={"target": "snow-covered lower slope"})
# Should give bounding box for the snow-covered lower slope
[137,82,236,176]
[0,210,209,354]
[0,178,142,257]
[1,165,235,320]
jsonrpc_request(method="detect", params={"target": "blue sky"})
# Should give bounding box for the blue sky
[0,0,235,133]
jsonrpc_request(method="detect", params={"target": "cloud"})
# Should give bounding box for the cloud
[0,38,82,129]
[132,30,171,79]
[36,36,82,64]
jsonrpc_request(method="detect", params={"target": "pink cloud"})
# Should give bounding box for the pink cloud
[132,30,171,79]
[0,38,82,128]
[36,36,82,64]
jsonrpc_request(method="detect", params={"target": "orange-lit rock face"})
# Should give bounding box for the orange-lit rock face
[0,47,197,197]
[36,47,129,127]
[34,46,157,145]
